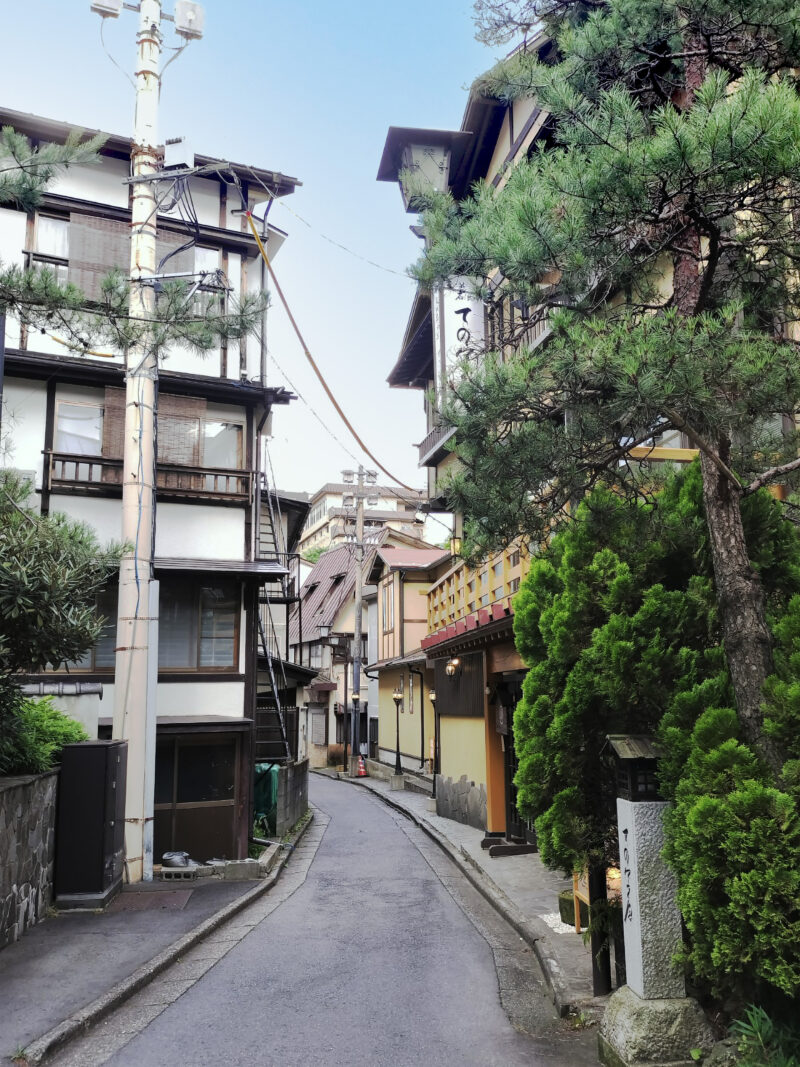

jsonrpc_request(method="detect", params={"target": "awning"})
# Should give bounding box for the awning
[154,558,288,581]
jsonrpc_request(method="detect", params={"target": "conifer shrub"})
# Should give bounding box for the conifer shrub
[0,694,88,777]
[512,463,800,1001]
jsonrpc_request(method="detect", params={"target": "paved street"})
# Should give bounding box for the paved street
[51,776,598,1067]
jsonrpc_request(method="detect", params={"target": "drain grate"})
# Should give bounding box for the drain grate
[107,889,193,912]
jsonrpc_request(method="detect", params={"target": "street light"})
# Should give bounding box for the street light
[392,688,403,775]
[351,691,361,775]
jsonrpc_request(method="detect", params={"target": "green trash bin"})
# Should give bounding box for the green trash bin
[254,763,279,835]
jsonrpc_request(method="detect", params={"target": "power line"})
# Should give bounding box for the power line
[244,210,418,493]
[244,165,413,281]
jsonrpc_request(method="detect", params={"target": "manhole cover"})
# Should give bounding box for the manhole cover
[107,889,193,913]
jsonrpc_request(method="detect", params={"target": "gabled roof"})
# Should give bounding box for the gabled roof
[372,546,450,573]
[289,542,359,648]
[289,529,443,646]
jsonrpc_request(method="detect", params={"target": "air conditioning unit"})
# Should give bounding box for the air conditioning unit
[90,0,122,16]
[174,0,205,39]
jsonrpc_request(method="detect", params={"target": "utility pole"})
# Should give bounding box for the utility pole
[343,466,377,776]
[92,0,202,882]
[111,0,163,885]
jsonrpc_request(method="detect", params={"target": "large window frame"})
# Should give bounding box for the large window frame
[66,579,242,674]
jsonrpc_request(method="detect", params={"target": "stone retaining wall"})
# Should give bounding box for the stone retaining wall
[0,772,58,949]
[435,774,487,831]
[276,759,309,837]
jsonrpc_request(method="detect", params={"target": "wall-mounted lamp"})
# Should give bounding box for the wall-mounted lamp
[445,657,461,677]
[449,537,462,557]
[318,623,332,640]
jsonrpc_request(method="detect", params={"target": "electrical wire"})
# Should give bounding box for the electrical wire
[244,165,412,281]
[244,210,417,494]
[100,19,136,89]
[263,343,454,539]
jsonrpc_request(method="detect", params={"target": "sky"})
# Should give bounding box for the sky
[1,0,501,497]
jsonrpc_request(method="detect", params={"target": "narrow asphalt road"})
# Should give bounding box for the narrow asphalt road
[52,776,599,1067]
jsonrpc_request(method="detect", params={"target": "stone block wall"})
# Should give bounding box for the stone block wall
[435,774,487,831]
[0,772,58,949]
[276,759,309,837]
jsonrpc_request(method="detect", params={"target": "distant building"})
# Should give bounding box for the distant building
[297,482,428,557]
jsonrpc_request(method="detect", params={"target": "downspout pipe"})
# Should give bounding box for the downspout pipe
[410,666,426,770]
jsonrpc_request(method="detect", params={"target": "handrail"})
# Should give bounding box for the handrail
[46,450,251,500]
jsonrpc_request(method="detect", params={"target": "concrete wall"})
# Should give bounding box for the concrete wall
[0,772,58,949]
[275,759,309,837]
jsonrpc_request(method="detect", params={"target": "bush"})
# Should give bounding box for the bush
[0,694,88,776]
[732,1004,800,1067]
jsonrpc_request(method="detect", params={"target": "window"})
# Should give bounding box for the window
[193,247,223,316]
[158,414,243,470]
[70,587,117,670]
[509,577,520,594]
[55,401,103,456]
[203,422,242,469]
[33,215,69,284]
[382,576,395,632]
[508,549,520,568]
[159,583,239,670]
[67,581,239,672]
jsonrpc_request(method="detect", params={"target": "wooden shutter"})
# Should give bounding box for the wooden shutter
[434,652,485,718]
[158,394,206,467]
[69,214,196,302]
[69,215,130,302]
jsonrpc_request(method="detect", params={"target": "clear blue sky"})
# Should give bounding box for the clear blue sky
[1,0,501,494]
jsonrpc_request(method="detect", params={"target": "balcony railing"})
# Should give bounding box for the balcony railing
[417,422,456,467]
[47,451,251,502]
[427,541,530,633]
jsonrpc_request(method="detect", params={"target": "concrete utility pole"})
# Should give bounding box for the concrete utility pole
[112,0,163,884]
[343,466,376,776]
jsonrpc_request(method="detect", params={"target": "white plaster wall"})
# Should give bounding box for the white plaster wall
[0,207,26,266]
[49,495,122,545]
[187,177,221,227]
[154,503,244,559]
[49,159,130,209]
[160,342,220,377]
[59,682,245,722]
[157,681,245,718]
[0,208,27,349]
[1,379,47,488]
[49,693,103,738]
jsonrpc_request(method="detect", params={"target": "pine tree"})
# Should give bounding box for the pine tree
[415,0,800,772]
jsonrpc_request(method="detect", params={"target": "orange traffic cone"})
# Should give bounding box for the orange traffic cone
[357,755,367,777]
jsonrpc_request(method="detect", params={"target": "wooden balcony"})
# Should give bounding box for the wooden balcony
[427,541,530,633]
[47,451,251,503]
[418,422,456,466]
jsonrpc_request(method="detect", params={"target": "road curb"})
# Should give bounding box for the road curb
[342,775,582,1017]
[21,811,315,1066]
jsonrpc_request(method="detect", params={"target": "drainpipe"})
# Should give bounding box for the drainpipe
[410,666,426,770]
